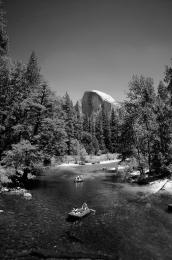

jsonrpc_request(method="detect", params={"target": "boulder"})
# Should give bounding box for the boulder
[23,192,32,199]
[82,90,117,117]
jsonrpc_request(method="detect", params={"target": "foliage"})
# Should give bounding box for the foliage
[0,1,8,55]
[74,101,83,140]
[81,131,94,154]
[101,104,112,152]
[62,92,75,155]
[1,140,41,172]
[116,73,172,177]
[95,113,105,152]
[38,118,67,157]
[110,108,119,153]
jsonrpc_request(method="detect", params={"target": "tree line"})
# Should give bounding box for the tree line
[0,1,172,179]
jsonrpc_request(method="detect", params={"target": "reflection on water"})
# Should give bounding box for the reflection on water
[74,181,84,190]
[1,168,172,259]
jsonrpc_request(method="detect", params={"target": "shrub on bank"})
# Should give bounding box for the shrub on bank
[0,166,12,186]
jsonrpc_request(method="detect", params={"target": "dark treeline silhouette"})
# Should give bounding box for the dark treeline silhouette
[0,1,172,180]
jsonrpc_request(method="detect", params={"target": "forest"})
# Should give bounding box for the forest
[0,2,172,183]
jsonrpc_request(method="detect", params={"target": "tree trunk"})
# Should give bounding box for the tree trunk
[22,167,29,182]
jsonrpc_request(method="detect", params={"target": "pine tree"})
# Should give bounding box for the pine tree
[83,114,90,133]
[38,117,67,158]
[0,1,10,157]
[63,92,75,155]
[89,115,96,137]
[0,0,8,56]
[118,111,135,160]
[95,114,105,152]
[25,51,41,90]
[74,101,83,141]
[81,131,94,154]
[151,80,172,175]
[31,81,53,138]
[0,56,10,158]
[101,104,112,152]
[110,108,119,153]
[124,75,157,174]
[164,61,172,105]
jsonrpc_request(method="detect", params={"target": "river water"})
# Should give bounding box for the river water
[1,166,172,259]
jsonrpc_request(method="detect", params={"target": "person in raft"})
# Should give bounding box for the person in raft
[75,176,80,181]
[72,203,88,213]
[82,203,88,210]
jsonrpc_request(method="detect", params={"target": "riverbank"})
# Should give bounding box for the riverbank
[58,158,120,167]
[49,159,172,195]
[1,152,172,196]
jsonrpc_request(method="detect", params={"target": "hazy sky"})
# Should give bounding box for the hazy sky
[5,0,172,103]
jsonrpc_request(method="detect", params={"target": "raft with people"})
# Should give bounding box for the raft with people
[68,203,95,219]
[74,176,83,183]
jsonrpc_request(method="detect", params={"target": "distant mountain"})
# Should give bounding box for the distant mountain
[82,90,117,117]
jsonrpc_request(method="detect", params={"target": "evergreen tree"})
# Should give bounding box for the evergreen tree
[158,81,168,101]
[0,1,8,56]
[62,92,75,155]
[95,114,105,152]
[164,61,172,105]
[91,136,99,155]
[0,56,10,158]
[124,75,157,174]
[25,51,41,90]
[6,62,28,143]
[118,110,135,160]
[31,81,53,138]
[74,101,83,141]
[38,118,67,158]
[81,131,94,154]
[89,115,96,137]
[83,114,90,133]
[110,108,119,153]
[101,104,112,152]
[151,80,172,175]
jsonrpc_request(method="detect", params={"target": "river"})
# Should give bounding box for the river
[1,166,172,259]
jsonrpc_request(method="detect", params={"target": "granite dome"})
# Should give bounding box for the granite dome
[82,90,117,117]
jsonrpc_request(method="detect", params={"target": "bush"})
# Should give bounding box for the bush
[1,140,42,173]
[97,150,102,156]
[126,157,139,172]
[0,166,12,185]
[30,164,43,176]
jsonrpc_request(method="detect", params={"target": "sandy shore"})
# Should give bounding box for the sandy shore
[57,159,120,168]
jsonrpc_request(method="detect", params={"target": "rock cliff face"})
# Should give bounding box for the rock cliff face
[82,90,117,117]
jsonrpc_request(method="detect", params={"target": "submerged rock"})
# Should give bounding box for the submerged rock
[1,187,9,192]
[0,186,32,199]
[23,192,32,199]
[9,188,27,195]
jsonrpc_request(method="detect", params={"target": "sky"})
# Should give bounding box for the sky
[5,0,172,103]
